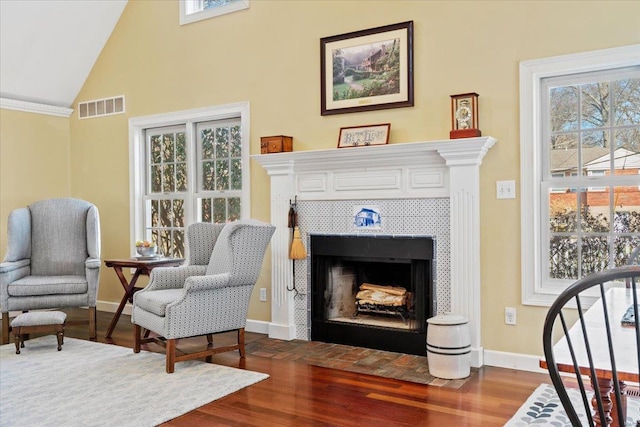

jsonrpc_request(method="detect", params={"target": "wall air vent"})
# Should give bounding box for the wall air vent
[78,95,125,119]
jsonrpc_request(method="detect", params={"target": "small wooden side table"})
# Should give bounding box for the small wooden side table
[104,257,184,338]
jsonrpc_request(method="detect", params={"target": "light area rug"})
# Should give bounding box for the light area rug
[505,383,640,426]
[0,335,269,427]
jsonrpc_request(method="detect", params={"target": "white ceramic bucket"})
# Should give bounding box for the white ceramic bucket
[426,314,471,379]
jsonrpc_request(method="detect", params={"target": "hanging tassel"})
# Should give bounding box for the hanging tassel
[289,226,307,260]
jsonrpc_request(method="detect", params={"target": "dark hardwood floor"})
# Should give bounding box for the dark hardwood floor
[2,308,550,426]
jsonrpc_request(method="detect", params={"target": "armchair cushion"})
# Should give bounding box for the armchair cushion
[134,289,184,317]
[7,275,88,296]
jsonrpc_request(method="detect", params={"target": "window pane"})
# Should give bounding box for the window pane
[230,125,241,157]
[231,158,242,190]
[162,133,175,162]
[176,163,187,192]
[613,78,640,126]
[581,82,609,129]
[216,159,229,190]
[229,197,241,221]
[614,236,640,266]
[215,126,229,158]
[151,200,159,227]
[202,161,214,190]
[614,186,640,233]
[173,199,185,227]
[549,236,578,279]
[151,165,162,193]
[550,190,577,232]
[176,132,186,162]
[581,187,610,232]
[201,198,212,222]
[549,134,578,178]
[213,198,226,223]
[204,0,241,10]
[158,229,171,258]
[150,135,162,163]
[550,86,578,131]
[173,230,185,258]
[202,129,214,159]
[581,130,609,149]
[163,164,175,192]
[613,129,640,176]
[160,199,172,227]
[581,236,609,276]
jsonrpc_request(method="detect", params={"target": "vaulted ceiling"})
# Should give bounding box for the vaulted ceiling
[0,0,127,108]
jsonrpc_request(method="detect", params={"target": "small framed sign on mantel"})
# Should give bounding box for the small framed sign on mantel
[337,123,390,148]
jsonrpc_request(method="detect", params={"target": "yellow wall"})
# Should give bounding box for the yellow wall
[3,0,638,358]
[0,108,71,253]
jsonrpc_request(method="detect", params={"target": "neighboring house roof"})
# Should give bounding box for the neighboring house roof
[550,147,610,172]
[584,148,640,171]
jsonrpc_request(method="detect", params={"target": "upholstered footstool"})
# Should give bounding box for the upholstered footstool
[11,311,67,354]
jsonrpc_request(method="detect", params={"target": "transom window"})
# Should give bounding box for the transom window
[179,0,249,25]
[520,45,640,306]
[130,103,250,259]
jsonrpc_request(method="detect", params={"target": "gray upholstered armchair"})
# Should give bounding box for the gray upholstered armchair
[1,198,101,344]
[132,219,275,373]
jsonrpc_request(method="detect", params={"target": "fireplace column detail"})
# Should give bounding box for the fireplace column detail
[437,140,495,368]
[260,159,297,340]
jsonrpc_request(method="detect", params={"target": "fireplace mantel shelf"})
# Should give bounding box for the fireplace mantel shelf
[252,137,497,172]
[254,136,497,368]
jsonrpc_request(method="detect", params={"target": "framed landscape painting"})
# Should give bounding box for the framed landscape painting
[320,21,414,116]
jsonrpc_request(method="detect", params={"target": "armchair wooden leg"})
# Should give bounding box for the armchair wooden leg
[166,339,176,374]
[238,328,246,358]
[206,334,213,363]
[2,315,9,345]
[133,324,141,353]
[89,307,97,341]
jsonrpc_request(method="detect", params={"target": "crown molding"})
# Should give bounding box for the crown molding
[0,97,74,117]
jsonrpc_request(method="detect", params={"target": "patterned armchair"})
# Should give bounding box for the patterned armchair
[1,198,101,344]
[132,219,275,373]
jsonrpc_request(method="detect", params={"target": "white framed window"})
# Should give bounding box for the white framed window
[179,0,249,25]
[520,45,640,306]
[129,102,250,258]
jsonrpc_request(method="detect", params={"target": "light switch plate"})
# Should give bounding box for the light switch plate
[497,180,516,199]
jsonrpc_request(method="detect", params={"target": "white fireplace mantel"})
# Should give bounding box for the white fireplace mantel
[252,136,496,367]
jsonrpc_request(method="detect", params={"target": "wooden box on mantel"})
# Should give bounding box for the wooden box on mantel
[260,135,293,154]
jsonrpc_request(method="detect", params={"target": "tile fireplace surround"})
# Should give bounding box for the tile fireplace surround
[253,137,496,367]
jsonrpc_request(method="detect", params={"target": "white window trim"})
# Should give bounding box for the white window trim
[128,101,250,257]
[519,44,640,307]
[179,0,249,26]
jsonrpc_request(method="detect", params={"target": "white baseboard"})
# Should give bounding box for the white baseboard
[97,300,132,316]
[483,349,549,373]
[245,319,270,335]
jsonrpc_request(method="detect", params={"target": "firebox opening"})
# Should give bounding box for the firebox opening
[311,235,434,356]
